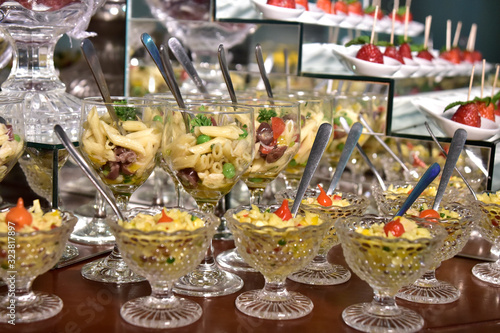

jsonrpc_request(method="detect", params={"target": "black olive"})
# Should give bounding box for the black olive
[256,122,273,145]
[266,146,287,163]
[177,168,199,189]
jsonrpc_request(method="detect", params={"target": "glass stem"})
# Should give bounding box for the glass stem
[197,202,217,267]
[95,191,106,218]
[12,278,37,307]
[114,193,131,211]
[249,188,264,205]
[369,291,401,316]
[413,269,439,287]
[143,282,179,310]
[260,278,289,301]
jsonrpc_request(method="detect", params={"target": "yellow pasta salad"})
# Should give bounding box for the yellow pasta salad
[119,208,205,232]
[0,123,24,180]
[0,198,62,233]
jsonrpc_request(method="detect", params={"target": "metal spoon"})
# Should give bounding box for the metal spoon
[218,44,237,104]
[339,117,386,191]
[159,44,186,109]
[424,122,476,199]
[432,128,468,211]
[54,125,125,222]
[255,44,274,99]
[168,37,209,97]
[81,39,125,136]
[291,123,333,217]
[326,122,363,196]
[359,114,418,179]
[395,162,441,217]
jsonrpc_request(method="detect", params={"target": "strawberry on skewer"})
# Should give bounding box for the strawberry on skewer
[355,6,384,64]
[398,3,413,60]
[417,15,434,61]
[266,0,296,9]
[384,8,404,64]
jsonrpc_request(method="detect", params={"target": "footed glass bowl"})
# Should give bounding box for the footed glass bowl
[336,214,445,333]
[395,199,477,304]
[0,209,77,323]
[472,192,500,285]
[108,206,218,329]
[276,188,369,285]
[225,204,332,320]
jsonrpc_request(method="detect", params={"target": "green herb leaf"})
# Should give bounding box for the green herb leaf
[239,124,248,139]
[444,100,471,112]
[190,114,212,132]
[257,108,277,123]
[345,35,370,47]
[113,101,138,121]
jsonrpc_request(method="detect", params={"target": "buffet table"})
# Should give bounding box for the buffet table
[1,239,500,333]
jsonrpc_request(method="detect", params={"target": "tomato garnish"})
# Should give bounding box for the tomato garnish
[333,194,342,200]
[317,184,332,207]
[271,117,286,140]
[419,209,440,223]
[412,152,427,168]
[158,209,173,223]
[384,217,405,237]
[274,200,293,221]
[6,198,32,231]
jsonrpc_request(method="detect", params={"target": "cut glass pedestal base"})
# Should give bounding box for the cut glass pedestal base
[342,302,424,333]
[288,261,351,285]
[173,263,243,297]
[236,289,313,320]
[396,279,460,304]
[81,254,145,284]
[59,243,79,263]
[120,296,201,329]
[70,215,115,245]
[216,248,257,273]
[0,292,63,323]
[472,261,500,285]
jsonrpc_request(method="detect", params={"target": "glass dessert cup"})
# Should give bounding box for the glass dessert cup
[0,209,77,323]
[372,180,470,215]
[391,199,477,304]
[216,98,300,273]
[70,191,115,245]
[276,188,369,285]
[107,206,218,329]
[79,96,165,284]
[336,214,445,333]
[271,91,333,189]
[225,204,332,320]
[471,192,500,285]
[161,102,255,297]
[0,97,26,185]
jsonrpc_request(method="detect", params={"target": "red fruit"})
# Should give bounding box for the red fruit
[347,1,363,16]
[333,1,348,14]
[266,0,296,9]
[274,200,292,221]
[384,46,405,64]
[356,44,383,64]
[463,50,482,63]
[417,49,434,61]
[316,0,332,13]
[399,43,413,59]
[384,218,405,237]
[450,103,481,128]
[316,184,333,207]
[475,101,495,122]
[295,0,309,10]
[365,6,383,20]
[393,7,413,23]
[440,50,461,64]
[419,209,440,223]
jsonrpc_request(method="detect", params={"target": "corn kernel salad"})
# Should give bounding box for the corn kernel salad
[356,216,431,240]
[119,208,205,232]
[0,199,62,233]
[232,204,323,228]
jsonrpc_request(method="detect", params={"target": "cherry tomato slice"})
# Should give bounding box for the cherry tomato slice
[384,218,405,237]
[274,199,292,221]
[6,198,32,231]
[419,209,440,223]
[271,117,286,140]
[158,209,173,223]
[317,184,332,207]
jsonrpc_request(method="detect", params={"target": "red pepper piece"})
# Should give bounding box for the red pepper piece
[274,200,293,221]
[317,184,333,207]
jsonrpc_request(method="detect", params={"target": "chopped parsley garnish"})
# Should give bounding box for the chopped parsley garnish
[166,257,175,264]
[257,108,277,123]
[239,124,248,139]
[114,101,138,121]
[190,114,212,132]
[278,239,286,246]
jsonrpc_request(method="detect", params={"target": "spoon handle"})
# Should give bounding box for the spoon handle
[291,123,333,217]
[54,125,125,221]
[432,128,467,210]
[141,33,175,96]
[81,39,125,136]
[326,122,363,196]
[255,44,273,99]
[168,37,209,96]
[424,122,476,199]
[218,44,237,104]
[159,45,186,109]
[395,162,441,217]
[339,117,386,191]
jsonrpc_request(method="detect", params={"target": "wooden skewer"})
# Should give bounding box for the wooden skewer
[446,20,451,51]
[453,21,462,48]
[370,6,379,45]
[467,65,475,101]
[491,64,499,98]
[423,15,432,50]
[390,9,396,45]
[403,5,410,42]
[481,59,486,98]
[467,23,477,52]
